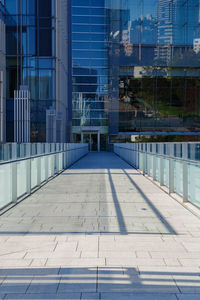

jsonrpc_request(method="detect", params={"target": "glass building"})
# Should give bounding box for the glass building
[5,0,72,142]
[72,0,109,151]
[72,0,200,149]
[0,0,5,143]
[107,0,200,137]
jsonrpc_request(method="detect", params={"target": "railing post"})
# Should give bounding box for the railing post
[182,143,188,160]
[159,144,164,186]
[142,151,146,175]
[45,144,49,180]
[12,143,17,161]
[11,162,17,202]
[55,143,59,173]
[183,161,188,203]
[152,144,156,180]
[26,143,31,195]
[136,144,139,169]
[11,143,18,202]
[169,158,174,194]
[37,144,41,186]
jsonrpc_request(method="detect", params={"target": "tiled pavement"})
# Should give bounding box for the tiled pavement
[0,153,200,299]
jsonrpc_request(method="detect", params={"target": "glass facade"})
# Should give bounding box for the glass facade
[0,0,6,143]
[5,0,71,142]
[107,0,200,135]
[72,0,109,133]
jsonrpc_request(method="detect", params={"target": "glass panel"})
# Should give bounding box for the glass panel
[17,160,27,198]
[41,156,46,182]
[91,134,98,151]
[163,158,169,188]
[149,155,153,177]
[174,160,183,197]
[188,163,200,208]
[31,158,38,189]
[139,153,143,170]
[0,164,12,207]
[155,157,160,181]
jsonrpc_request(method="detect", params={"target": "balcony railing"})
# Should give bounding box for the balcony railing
[0,143,88,211]
[114,142,200,209]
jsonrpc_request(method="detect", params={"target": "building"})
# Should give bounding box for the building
[194,38,200,54]
[155,0,200,63]
[107,0,200,140]
[72,0,200,148]
[0,0,6,143]
[5,0,72,142]
[72,0,109,151]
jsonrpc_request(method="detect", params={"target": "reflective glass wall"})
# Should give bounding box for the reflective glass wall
[107,0,200,134]
[0,0,6,143]
[72,0,109,135]
[5,0,71,143]
[5,0,56,142]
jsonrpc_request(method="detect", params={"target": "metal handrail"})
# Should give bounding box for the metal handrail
[0,145,88,166]
[115,145,200,167]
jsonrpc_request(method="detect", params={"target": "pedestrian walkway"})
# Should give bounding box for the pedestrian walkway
[0,152,200,299]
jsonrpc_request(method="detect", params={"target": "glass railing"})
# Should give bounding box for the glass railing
[0,143,88,210]
[114,142,200,209]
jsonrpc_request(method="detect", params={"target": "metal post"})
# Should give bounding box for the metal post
[26,143,31,195]
[37,144,41,186]
[169,158,174,194]
[160,157,164,186]
[159,143,164,185]
[182,143,188,160]
[11,162,17,202]
[183,161,188,203]
[152,144,156,180]
[45,144,49,180]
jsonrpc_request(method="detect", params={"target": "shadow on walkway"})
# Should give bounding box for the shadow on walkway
[0,266,199,298]
[0,153,176,235]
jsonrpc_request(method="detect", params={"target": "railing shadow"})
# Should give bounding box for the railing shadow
[0,153,177,236]
[0,267,199,298]
[122,169,176,235]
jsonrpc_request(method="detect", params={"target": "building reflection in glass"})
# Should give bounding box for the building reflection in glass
[106,0,200,134]
[72,0,109,134]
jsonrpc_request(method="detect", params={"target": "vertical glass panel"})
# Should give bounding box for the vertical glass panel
[41,156,46,182]
[155,157,160,181]
[5,0,17,14]
[163,158,169,188]
[0,164,12,207]
[139,152,143,170]
[17,160,27,198]
[174,160,183,197]
[39,70,53,100]
[188,163,200,208]
[149,155,153,177]
[31,158,38,189]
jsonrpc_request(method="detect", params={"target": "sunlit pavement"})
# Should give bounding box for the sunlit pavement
[0,153,200,299]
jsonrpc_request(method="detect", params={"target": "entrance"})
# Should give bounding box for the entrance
[82,132,100,152]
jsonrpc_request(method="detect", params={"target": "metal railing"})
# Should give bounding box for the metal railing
[0,143,88,210]
[114,142,200,209]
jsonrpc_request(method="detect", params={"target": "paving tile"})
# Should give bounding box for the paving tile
[0,153,200,298]
[106,258,166,267]
[176,295,200,300]
[101,293,177,300]
[4,293,81,299]
[81,293,100,299]
[0,283,29,294]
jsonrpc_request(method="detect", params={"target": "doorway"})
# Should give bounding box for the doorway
[82,132,100,152]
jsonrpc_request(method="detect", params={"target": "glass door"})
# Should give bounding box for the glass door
[82,132,99,152]
[91,134,98,151]
[83,134,90,151]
